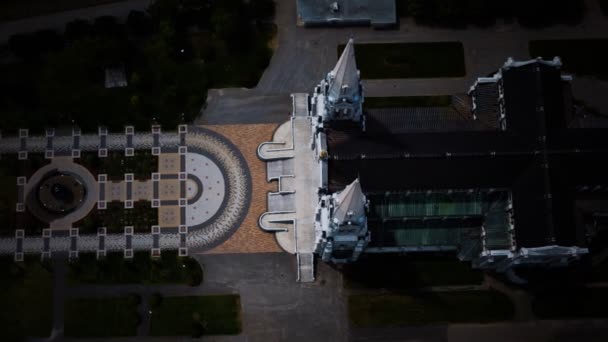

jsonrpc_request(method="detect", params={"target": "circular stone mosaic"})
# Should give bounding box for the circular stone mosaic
[185,127,252,251]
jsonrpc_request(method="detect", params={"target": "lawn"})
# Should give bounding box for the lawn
[529,39,608,80]
[149,295,241,337]
[343,255,484,289]
[396,0,585,28]
[339,42,465,79]
[349,291,514,327]
[0,256,54,340]
[532,288,608,319]
[0,0,125,22]
[365,96,452,109]
[68,250,203,286]
[0,153,50,178]
[0,175,18,237]
[0,154,51,237]
[64,296,140,337]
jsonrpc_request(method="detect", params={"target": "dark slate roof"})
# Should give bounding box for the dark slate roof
[328,156,531,193]
[502,62,568,142]
[471,82,500,129]
[366,107,485,133]
[327,60,608,249]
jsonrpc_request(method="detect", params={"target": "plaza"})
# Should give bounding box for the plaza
[0,125,254,260]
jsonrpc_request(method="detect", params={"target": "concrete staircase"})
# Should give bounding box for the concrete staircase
[297,252,315,283]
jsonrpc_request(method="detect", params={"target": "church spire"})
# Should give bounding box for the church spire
[328,38,360,102]
[333,178,366,225]
[321,39,364,124]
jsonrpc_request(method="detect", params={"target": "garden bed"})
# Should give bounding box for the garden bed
[339,42,465,79]
[348,291,514,327]
[64,296,140,337]
[0,175,18,237]
[149,295,241,337]
[77,150,158,180]
[67,250,203,285]
[75,201,157,234]
[0,153,50,178]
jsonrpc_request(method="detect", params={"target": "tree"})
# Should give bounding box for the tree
[147,0,179,24]
[34,29,65,53]
[93,16,125,38]
[8,33,42,61]
[65,19,93,42]
[127,10,154,36]
[248,0,276,21]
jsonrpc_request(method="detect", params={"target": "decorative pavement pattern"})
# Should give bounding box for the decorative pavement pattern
[203,124,283,254]
[0,125,253,260]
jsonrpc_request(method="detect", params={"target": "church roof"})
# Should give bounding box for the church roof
[326,58,608,249]
[328,39,360,102]
[333,178,366,224]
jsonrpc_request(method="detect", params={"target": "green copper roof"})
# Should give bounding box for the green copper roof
[367,191,512,255]
[369,192,485,218]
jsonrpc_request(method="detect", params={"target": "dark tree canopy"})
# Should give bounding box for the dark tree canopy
[2,0,275,134]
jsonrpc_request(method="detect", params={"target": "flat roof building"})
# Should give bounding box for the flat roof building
[296,0,397,28]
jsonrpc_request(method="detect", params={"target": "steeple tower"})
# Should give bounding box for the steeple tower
[314,178,369,263]
[332,178,366,226]
[323,39,364,123]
